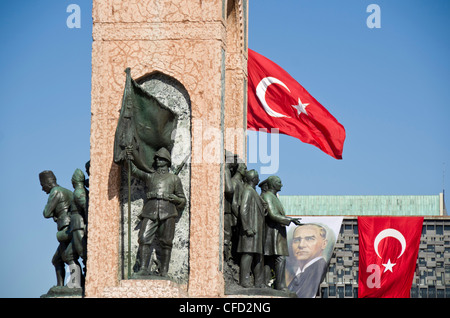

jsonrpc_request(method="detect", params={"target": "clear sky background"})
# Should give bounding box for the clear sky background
[0,0,448,298]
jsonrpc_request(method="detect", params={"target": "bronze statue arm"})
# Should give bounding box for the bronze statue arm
[130,161,150,180]
[266,199,291,226]
[122,145,150,181]
[43,190,61,219]
[264,197,300,226]
[122,153,150,181]
[170,177,186,212]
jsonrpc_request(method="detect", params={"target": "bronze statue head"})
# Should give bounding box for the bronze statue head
[244,169,260,187]
[71,168,85,187]
[39,170,57,194]
[235,162,247,176]
[258,178,269,192]
[154,147,171,167]
[267,175,283,192]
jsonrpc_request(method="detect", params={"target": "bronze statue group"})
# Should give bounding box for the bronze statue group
[39,149,301,295]
[224,151,301,292]
[39,161,89,291]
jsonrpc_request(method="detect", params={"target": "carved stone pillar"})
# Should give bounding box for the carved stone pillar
[86,0,248,297]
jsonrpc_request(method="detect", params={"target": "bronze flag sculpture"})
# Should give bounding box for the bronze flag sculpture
[114,68,178,172]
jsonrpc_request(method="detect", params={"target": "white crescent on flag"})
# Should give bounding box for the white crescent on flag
[247,49,346,160]
[357,216,423,298]
[255,77,291,118]
[374,228,407,259]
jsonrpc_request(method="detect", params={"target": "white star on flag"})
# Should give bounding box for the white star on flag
[382,259,396,273]
[291,97,309,116]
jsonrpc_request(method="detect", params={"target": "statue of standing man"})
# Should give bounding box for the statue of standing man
[125,147,186,277]
[223,151,238,262]
[70,168,88,273]
[261,176,301,291]
[39,170,78,287]
[237,169,266,288]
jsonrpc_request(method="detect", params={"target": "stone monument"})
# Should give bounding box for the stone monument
[85,0,248,297]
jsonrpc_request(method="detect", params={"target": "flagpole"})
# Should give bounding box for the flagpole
[127,158,132,279]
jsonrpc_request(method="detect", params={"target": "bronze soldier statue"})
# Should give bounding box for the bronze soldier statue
[237,169,266,288]
[231,162,247,220]
[39,170,78,287]
[224,151,237,262]
[230,161,246,263]
[70,168,88,272]
[261,176,301,290]
[125,147,186,277]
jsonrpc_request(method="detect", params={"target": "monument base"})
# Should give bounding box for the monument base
[131,273,174,281]
[225,284,297,298]
[101,279,188,298]
[40,286,84,298]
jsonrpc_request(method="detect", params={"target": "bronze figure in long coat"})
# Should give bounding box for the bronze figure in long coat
[237,169,266,288]
[261,176,301,290]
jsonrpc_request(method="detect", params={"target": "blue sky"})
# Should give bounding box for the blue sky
[0,0,449,298]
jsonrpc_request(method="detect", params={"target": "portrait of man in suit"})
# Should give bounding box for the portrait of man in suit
[286,223,329,298]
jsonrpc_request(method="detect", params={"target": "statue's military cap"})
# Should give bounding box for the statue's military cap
[154,147,172,165]
[39,170,56,183]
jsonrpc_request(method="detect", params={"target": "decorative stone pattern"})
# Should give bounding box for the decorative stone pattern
[224,0,247,159]
[102,279,188,298]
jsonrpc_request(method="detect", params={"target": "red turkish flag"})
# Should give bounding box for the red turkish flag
[358,217,423,298]
[247,49,346,159]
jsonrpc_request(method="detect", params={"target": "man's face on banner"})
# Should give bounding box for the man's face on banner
[292,225,328,263]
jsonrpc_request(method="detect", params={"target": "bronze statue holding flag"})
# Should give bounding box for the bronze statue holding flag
[114,68,187,278]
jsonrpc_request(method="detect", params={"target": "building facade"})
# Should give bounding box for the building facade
[280,194,449,298]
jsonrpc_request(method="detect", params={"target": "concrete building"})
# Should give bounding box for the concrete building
[280,193,449,298]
